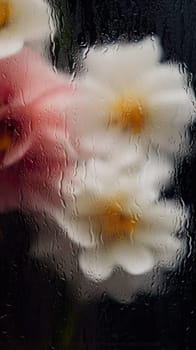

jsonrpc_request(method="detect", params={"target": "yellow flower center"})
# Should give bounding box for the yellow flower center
[108,95,145,134]
[0,133,11,151]
[0,1,12,28]
[94,198,139,241]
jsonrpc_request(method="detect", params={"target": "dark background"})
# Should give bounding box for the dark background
[0,0,196,349]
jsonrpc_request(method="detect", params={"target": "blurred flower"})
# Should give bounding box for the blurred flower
[0,48,76,215]
[67,37,194,157]
[0,0,51,58]
[78,200,183,281]
[31,204,186,303]
[60,157,183,281]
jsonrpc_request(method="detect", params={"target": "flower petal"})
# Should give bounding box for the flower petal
[111,243,155,275]
[138,64,186,96]
[9,0,50,39]
[148,89,193,127]
[138,231,183,267]
[84,37,161,90]
[79,248,113,281]
[63,216,97,248]
[0,39,23,58]
[140,201,186,233]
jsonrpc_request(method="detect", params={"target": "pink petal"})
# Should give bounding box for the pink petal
[0,50,77,215]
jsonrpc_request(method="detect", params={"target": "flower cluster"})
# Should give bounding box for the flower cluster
[0,3,194,301]
[0,0,51,58]
[62,38,193,284]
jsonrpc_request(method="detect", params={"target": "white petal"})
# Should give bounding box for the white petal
[78,128,145,166]
[0,0,51,54]
[142,90,193,153]
[111,243,155,275]
[0,39,23,58]
[140,201,186,233]
[70,156,165,221]
[84,37,161,90]
[65,87,109,141]
[137,64,186,96]
[78,75,113,100]
[79,248,113,281]
[138,156,173,193]
[70,158,120,209]
[61,215,97,248]
[12,0,50,40]
[136,229,182,260]
[148,89,193,127]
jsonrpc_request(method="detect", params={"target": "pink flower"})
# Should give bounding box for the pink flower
[0,48,76,215]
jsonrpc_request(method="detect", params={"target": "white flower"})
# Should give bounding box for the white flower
[0,0,51,58]
[67,37,194,157]
[30,218,170,303]
[58,156,184,281]
[80,198,184,280]
[78,198,184,281]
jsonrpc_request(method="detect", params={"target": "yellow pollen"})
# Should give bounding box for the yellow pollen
[0,1,12,28]
[109,95,145,134]
[94,199,139,241]
[0,133,11,151]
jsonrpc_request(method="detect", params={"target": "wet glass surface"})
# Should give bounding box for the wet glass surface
[0,0,196,349]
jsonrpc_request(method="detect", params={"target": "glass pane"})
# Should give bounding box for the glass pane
[0,1,195,349]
